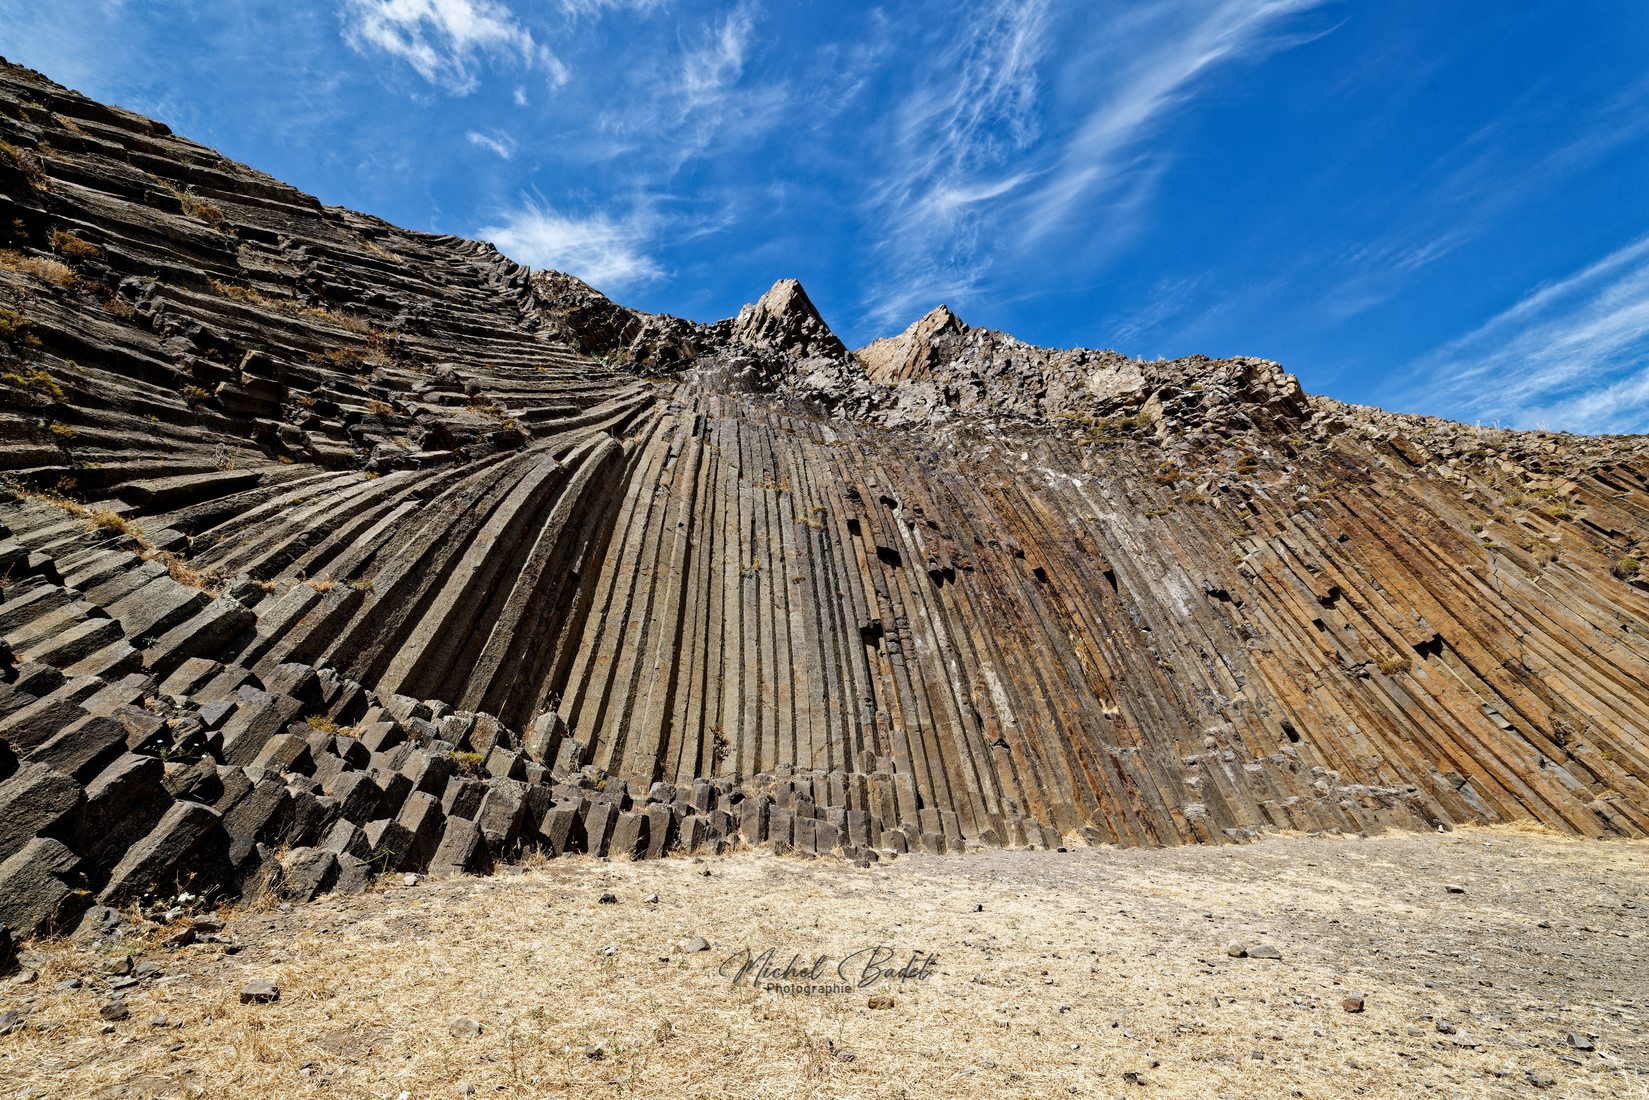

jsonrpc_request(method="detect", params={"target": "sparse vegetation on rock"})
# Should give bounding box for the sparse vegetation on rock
[0,57,1645,938]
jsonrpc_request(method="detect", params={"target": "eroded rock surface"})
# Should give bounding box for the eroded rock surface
[1,59,1647,921]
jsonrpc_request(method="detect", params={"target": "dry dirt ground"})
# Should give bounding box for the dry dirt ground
[0,826,1645,1099]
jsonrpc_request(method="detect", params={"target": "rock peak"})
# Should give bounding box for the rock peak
[731,278,845,361]
[854,302,969,386]
[921,303,964,328]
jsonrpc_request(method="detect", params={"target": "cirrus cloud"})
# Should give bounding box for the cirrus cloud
[342,0,566,94]
[479,200,663,288]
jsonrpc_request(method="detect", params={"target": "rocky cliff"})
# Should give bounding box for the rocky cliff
[2,59,1647,933]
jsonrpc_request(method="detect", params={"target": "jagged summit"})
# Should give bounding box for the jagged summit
[525,270,1314,438]
[856,304,965,385]
[731,277,847,362]
[0,59,1646,932]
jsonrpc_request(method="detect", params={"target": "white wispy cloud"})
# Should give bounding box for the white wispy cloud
[1023,0,1329,238]
[862,0,1051,327]
[558,0,669,17]
[860,0,1329,333]
[479,200,663,288]
[1401,235,1649,433]
[587,1,785,172]
[466,128,517,158]
[341,0,566,94]
[680,2,754,112]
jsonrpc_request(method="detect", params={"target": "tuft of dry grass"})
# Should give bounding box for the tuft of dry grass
[305,715,356,737]
[49,229,101,259]
[6,483,85,516]
[208,277,277,306]
[145,547,213,590]
[162,183,227,227]
[1,363,65,403]
[78,506,216,589]
[0,248,76,288]
[87,507,142,538]
[360,237,404,265]
[0,140,48,190]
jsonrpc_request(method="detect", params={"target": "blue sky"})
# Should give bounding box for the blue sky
[3,1,1647,432]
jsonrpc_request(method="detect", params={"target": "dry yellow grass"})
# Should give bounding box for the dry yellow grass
[1,828,1644,1098]
[87,508,142,538]
[143,547,213,591]
[49,230,101,260]
[0,248,75,289]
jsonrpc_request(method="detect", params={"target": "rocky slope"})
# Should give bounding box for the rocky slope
[1,59,1647,933]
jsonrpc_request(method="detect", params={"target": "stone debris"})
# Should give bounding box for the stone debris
[239,978,280,1004]
[0,57,1643,933]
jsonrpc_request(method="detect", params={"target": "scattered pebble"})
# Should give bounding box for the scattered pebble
[160,927,196,950]
[240,979,280,1005]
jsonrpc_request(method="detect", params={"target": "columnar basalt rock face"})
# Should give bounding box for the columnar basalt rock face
[1,60,1647,925]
